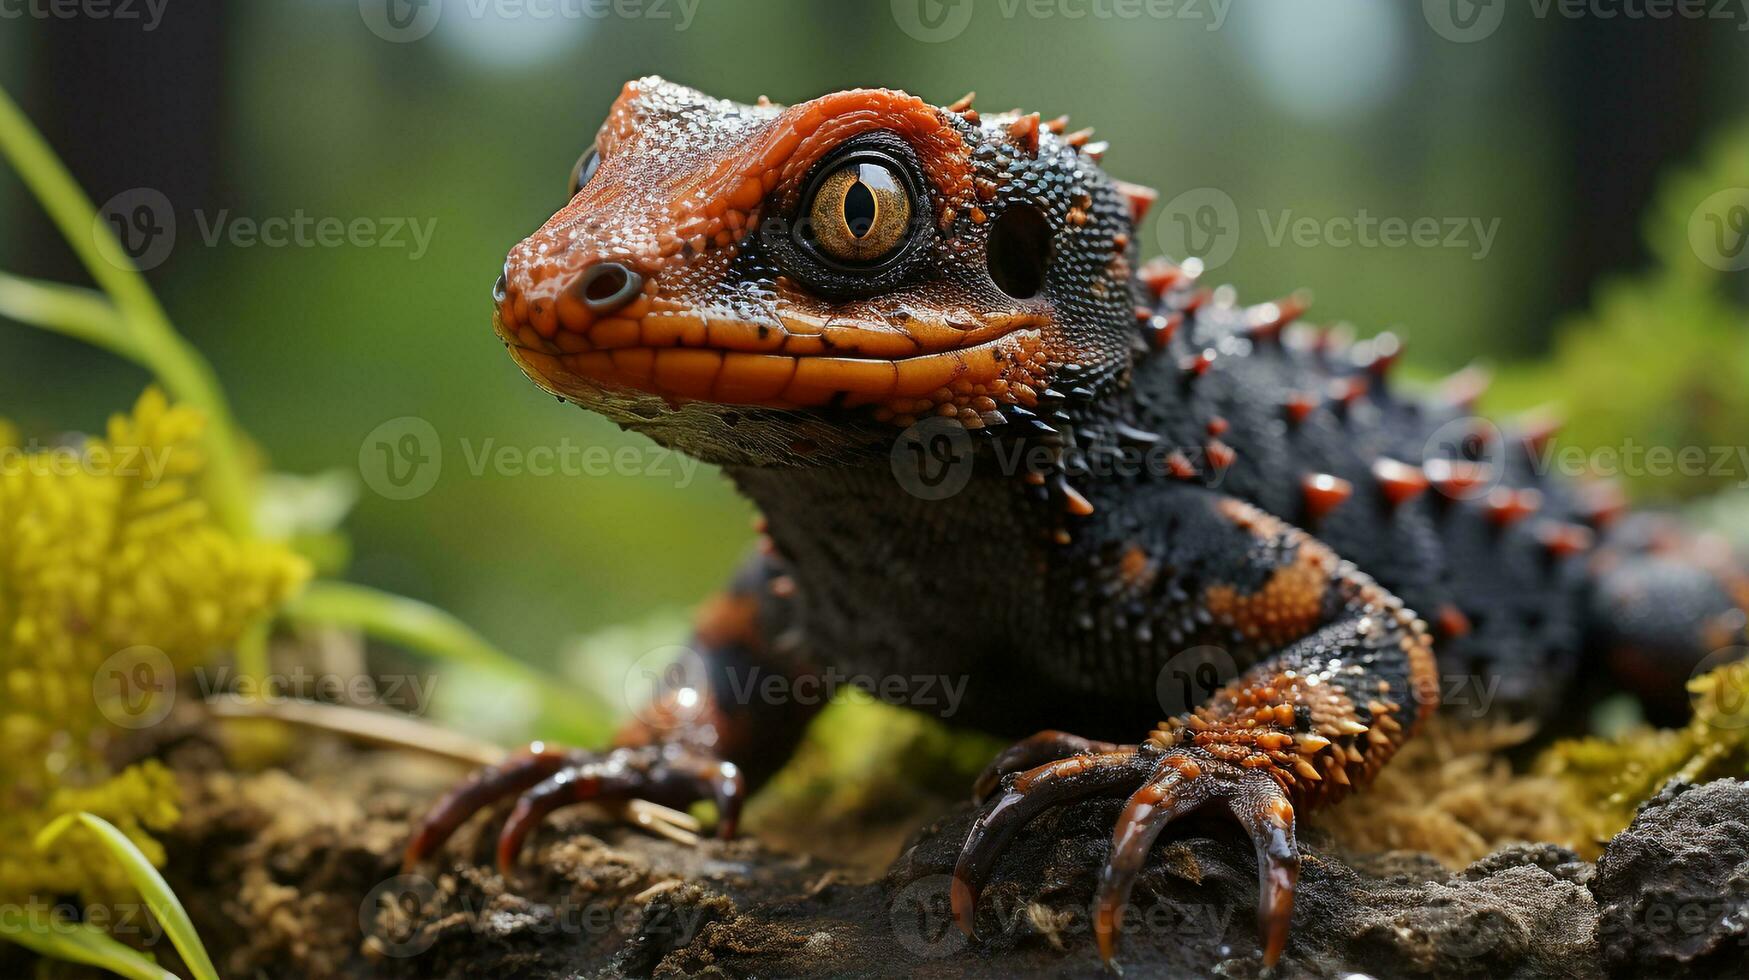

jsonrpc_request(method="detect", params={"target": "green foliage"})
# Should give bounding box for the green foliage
[36,812,220,980]
[0,392,308,906]
[1542,659,1749,850]
[1492,124,1749,500]
[0,911,178,980]
[0,81,608,975]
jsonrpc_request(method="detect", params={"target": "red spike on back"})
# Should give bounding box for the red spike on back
[1578,481,1628,529]
[1065,127,1096,148]
[1301,473,1353,522]
[1371,458,1428,508]
[1165,450,1199,480]
[1436,604,1472,639]
[1182,349,1216,378]
[1538,521,1596,559]
[1423,458,1493,499]
[1007,112,1041,155]
[1327,376,1369,412]
[1484,487,1543,527]
[1283,392,1319,426]
[1515,405,1565,457]
[1145,312,1182,350]
[1139,257,1185,295]
[1204,440,1236,471]
[1364,332,1403,380]
[1045,114,1069,134]
[1113,180,1158,227]
[947,91,976,113]
[1247,291,1312,343]
[1439,364,1493,412]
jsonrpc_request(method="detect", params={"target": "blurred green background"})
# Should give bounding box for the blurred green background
[5,0,1749,689]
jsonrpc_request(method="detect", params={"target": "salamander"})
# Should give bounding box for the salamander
[404,77,1749,969]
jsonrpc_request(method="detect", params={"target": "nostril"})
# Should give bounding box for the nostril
[576,261,644,314]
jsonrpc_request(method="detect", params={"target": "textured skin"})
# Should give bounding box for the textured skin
[410,77,1749,969]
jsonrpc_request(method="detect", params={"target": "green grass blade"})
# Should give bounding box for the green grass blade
[0,913,178,980]
[282,580,608,738]
[0,272,140,360]
[0,84,252,535]
[36,813,221,980]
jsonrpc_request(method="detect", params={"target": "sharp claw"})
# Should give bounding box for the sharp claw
[710,761,745,840]
[495,764,639,874]
[950,874,979,938]
[402,746,571,872]
[1093,758,1203,966]
[1233,792,1299,968]
[957,735,1306,969]
[952,751,1147,939]
[411,740,747,877]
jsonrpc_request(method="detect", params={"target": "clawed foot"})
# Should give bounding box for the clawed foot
[953,732,1299,969]
[403,741,745,874]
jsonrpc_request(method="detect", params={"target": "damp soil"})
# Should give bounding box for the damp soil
[97,733,1749,979]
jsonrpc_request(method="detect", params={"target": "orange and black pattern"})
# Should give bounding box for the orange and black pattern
[409,79,1749,971]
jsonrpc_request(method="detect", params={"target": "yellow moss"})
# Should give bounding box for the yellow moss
[0,389,309,906]
[1314,718,1580,867]
[1540,659,1749,852]
[748,695,1000,873]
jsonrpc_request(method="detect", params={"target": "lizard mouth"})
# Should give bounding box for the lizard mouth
[495,307,1050,419]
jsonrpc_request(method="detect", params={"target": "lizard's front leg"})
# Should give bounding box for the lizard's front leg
[953,496,1440,968]
[404,553,820,872]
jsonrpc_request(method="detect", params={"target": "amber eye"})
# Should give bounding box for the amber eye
[568,147,600,198]
[805,161,913,264]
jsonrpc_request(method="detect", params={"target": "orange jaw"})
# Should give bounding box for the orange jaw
[492,76,1061,428]
[499,303,1052,424]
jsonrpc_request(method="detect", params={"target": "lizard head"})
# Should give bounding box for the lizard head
[494,76,1153,466]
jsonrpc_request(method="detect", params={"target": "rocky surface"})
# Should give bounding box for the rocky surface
[1592,779,1749,978]
[146,744,1749,979]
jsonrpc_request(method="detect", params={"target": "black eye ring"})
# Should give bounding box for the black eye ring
[790,145,930,276]
[568,146,600,199]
